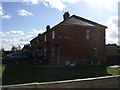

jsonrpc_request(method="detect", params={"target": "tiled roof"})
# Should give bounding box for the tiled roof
[30,14,107,42]
[30,36,38,42]
[74,15,107,28]
[51,15,107,30]
[62,16,94,27]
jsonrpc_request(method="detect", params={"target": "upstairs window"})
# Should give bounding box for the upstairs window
[52,31,55,40]
[44,35,46,42]
[86,30,90,40]
[37,39,39,43]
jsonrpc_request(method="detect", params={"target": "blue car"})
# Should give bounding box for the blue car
[8,52,29,59]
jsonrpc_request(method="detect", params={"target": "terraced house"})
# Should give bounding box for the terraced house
[30,12,107,66]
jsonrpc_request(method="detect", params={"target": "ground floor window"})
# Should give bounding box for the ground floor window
[51,48,55,57]
[44,48,46,56]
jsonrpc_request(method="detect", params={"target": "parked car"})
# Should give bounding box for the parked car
[8,52,29,59]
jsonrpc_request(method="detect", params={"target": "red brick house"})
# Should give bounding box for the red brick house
[30,12,107,66]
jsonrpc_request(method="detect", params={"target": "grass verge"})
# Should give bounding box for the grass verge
[1,65,120,85]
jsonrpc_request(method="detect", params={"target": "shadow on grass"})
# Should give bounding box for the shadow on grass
[2,65,111,85]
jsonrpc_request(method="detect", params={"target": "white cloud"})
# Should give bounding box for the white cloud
[24,0,66,10]
[0,38,24,51]
[0,6,4,16]
[0,34,36,50]
[24,0,39,4]
[0,30,25,37]
[62,0,82,4]
[64,0,119,11]
[8,30,25,36]
[18,34,36,41]
[0,6,12,19]
[0,28,45,50]
[31,0,39,4]
[2,15,12,19]
[109,30,118,38]
[0,32,5,37]
[105,16,119,45]
[23,0,118,11]
[43,0,66,11]
[83,0,119,11]
[106,16,118,30]
[1,0,119,11]
[18,9,33,16]
[30,29,45,35]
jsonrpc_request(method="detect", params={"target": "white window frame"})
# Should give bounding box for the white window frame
[51,48,55,57]
[86,30,90,40]
[44,35,46,42]
[52,31,55,40]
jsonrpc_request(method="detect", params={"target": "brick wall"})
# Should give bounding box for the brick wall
[48,25,106,65]
[30,24,106,65]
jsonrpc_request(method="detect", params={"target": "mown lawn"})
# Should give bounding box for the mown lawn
[1,65,120,85]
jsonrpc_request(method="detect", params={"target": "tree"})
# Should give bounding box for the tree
[11,46,18,52]
[18,45,21,51]
[0,47,5,57]
[1,47,4,52]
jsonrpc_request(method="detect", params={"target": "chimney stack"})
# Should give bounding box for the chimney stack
[38,33,41,36]
[46,25,50,32]
[63,12,70,21]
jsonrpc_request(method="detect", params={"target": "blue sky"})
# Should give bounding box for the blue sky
[0,0,119,50]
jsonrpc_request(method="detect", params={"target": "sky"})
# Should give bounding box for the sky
[0,0,119,50]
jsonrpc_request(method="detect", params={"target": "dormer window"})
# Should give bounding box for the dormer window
[52,31,55,40]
